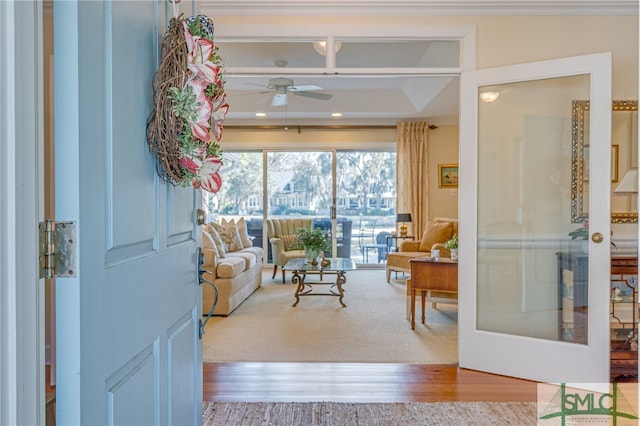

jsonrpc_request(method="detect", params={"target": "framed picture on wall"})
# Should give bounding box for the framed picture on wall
[438,164,458,188]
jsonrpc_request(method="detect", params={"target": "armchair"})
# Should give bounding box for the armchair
[386,217,458,283]
[266,218,313,283]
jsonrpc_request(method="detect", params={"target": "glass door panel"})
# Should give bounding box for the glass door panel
[209,150,398,267]
[477,75,591,342]
[266,151,335,261]
[336,151,397,265]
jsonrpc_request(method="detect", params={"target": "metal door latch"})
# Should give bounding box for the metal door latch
[197,247,218,338]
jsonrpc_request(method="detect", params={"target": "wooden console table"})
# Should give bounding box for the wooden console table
[409,258,458,330]
[610,256,638,380]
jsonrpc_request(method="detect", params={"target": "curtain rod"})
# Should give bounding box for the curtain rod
[224,124,438,131]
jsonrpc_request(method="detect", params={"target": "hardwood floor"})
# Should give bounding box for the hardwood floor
[46,366,56,426]
[203,362,539,403]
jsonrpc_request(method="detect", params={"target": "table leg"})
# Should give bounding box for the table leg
[291,271,304,307]
[411,289,416,330]
[420,289,426,324]
[336,271,347,307]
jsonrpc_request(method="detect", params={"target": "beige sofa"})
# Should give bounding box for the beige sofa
[201,222,264,316]
[266,218,312,283]
[386,217,458,283]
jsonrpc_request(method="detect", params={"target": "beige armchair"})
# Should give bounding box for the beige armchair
[386,217,458,283]
[266,218,313,283]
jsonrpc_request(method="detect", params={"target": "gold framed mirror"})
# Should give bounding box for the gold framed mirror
[571,100,638,224]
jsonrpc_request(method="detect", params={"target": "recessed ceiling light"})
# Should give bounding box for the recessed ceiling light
[255,112,267,117]
[331,112,343,117]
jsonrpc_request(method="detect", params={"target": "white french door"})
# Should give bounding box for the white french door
[459,53,612,383]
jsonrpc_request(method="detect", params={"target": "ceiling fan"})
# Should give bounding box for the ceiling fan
[266,77,332,106]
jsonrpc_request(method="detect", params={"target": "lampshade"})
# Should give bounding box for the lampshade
[396,213,412,223]
[614,167,638,195]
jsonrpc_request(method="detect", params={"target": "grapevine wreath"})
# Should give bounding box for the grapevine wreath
[146,14,228,193]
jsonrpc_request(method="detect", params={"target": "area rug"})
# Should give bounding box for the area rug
[202,401,537,425]
[202,269,458,363]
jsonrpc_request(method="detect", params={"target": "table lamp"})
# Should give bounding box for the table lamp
[614,167,638,195]
[396,213,412,237]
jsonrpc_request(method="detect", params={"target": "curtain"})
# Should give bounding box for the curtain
[396,121,430,238]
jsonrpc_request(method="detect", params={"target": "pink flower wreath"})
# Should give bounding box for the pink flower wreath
[147,15,228,193]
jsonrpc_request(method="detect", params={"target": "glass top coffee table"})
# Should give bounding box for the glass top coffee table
[282,258,357,307]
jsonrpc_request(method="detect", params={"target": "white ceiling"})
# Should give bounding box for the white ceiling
[220,38,461,127]
[224,74,460,126]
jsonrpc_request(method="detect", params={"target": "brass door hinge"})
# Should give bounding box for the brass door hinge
[39,220,77,279]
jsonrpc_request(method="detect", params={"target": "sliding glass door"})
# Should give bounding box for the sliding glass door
[266,151,337,259]
[336,151,397,265]
[204,151,265,247]
[207,149,396,267]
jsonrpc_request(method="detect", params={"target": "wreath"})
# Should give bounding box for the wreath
[146,14,228,193]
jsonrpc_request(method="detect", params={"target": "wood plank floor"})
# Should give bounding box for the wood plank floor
[203,362,539,403]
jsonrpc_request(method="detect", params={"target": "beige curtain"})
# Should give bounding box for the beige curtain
[396,121,430,239]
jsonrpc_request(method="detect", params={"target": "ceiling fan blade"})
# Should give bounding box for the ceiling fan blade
[288,84,323,92]
[292,91,333,101]
[271,93,288,106]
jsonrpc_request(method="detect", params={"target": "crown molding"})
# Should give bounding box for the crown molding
[43,1,637,17]
[201,1,638,16]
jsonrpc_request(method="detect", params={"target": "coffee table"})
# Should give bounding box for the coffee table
[283,257,357,307]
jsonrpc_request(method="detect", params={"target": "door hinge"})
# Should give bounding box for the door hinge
[39,220,77,279]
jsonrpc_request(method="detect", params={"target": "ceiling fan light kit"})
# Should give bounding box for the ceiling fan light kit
[313,40,342,56]
[266,77,332,107]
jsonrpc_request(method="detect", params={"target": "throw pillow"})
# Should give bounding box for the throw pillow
[280,234,302,251]
[205,224,226,258]
[233,217,253,248]
[202,229,222,258]
[418,221,454,252]
[212,222,243,252]
[221,218,250,249]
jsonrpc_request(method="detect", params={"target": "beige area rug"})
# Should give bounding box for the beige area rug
[203,269,458,363]
[202,401,537,425]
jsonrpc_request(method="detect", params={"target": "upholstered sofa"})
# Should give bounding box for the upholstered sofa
[386,217,458,283]
[201,219,264,316]
[266,218,312,283]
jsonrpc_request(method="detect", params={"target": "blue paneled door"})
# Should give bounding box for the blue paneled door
[54,1,202,424]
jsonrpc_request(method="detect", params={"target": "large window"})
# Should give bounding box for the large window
[207,149,396,266]
[203,151,265,247]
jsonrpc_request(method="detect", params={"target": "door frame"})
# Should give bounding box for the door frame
[0,1,45,424]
